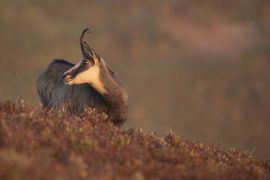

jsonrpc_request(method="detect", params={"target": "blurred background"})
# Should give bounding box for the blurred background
[0,1,269,160]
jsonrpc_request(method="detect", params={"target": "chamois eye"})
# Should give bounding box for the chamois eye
[83,60,90,64]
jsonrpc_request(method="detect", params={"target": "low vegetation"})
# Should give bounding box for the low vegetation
[0,101,269,179]
[1,1,270,160]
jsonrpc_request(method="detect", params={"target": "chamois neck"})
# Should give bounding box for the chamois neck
[92,61,128,125]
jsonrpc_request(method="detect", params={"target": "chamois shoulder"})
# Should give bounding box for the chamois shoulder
[49,59,74,68]
[45,59,74,74]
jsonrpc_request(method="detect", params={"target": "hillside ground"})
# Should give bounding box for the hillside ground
[1,1,270,160]
[0,101,269,179]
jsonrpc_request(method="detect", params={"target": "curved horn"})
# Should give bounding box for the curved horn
[80,28,92,58]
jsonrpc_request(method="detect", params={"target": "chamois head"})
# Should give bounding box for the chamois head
[63,28,106,93]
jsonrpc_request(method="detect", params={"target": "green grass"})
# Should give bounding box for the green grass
[0,100,269,179]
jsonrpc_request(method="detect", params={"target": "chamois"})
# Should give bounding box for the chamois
[37,28,128,126]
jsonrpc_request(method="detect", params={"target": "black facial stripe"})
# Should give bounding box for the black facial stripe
[68,62,91,79]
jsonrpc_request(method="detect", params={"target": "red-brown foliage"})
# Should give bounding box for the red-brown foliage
[0,100,269,179]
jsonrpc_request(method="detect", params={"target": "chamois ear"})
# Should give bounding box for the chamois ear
[93,51,102,64]
[83,40,101,64]
[83,41,92,54]
[80,28,101,64]
[82,41,96,62]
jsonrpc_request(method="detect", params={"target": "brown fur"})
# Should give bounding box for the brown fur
[37,28,128,126]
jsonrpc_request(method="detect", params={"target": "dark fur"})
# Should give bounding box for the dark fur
[37,59,108,112]
[37,59,128,126]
